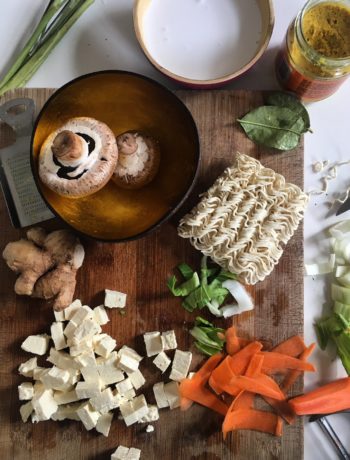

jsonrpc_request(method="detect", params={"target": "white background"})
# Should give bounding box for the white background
[0,1,349,458]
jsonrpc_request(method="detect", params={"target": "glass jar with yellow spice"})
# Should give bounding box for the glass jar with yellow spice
[276,0,350,102]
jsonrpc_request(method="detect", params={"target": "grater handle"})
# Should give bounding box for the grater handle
[0,98,35,136]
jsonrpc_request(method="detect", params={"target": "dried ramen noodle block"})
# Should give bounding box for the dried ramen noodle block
[178,153,308,285]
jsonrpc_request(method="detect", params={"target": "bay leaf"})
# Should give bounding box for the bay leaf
[266,91,311,131]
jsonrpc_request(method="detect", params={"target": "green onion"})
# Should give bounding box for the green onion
[0,0,94,96]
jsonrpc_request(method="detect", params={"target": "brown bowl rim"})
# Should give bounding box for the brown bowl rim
[30,70,201,243]
[133,0,275,86]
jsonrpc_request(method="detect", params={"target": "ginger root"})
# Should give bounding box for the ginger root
[2,227,84,311]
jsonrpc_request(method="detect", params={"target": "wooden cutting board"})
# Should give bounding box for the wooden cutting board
[0,88,304,460]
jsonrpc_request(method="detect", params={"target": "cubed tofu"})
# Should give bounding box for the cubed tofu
[21,334,49,355]
[96,411,113,437]
[116,378,133,396]
[146,424,154,433]
[73,319,101,342]
[90,387,118,413]
[143,332,164,357]
[93,305,110,325]
[97,358,125,386]
[126,448,141,460]
[127,369,145,390]
[81,366,100,383]
[164,381,180,409]
[161,330,177,350]
[41,366,70,391]
[76,381,102,399]
[69,339,93,357]
[64,299,82,320]
[18,382,34,400]
[63,321,77,340]
[33,367,48,381]
[121,388,136,401]
[32,389,58,421]
[51,403,81,421]
[111,446,130,460]
[104,289,126,308]
[18,357,37,377]
[138,405,159,423]
[75,351,96,369]
[95,335,116,358]
[153,382,169,409]
[51,322,67,351]
[53,309,65,322]
[169,350,192,381]
[120,395,148,427]
[20,401,33,422]
[54,389,79,405]
[70,305,94,325]
[76,402,100,430]
[153,351,171,373]
[118,348,141,374]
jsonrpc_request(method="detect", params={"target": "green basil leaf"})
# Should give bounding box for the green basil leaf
[266,91,311,131]
[237,106,306,151]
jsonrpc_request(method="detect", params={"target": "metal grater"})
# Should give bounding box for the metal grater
[0,97,53,227]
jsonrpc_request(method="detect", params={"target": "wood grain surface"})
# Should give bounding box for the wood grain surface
[0,88,304,460]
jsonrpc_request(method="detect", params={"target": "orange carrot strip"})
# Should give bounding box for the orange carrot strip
[222,409,283,439]
[261,352,316,374]
[229,390,254,412]
[225,326,240,355]
[179,379,228,416]
[208,357,240,396]
[281,343,316,393]
[289,377,350,415]
[231,374,285,400]
[272,335,307,357]
[228,341,263,375]
[245,353,264,378]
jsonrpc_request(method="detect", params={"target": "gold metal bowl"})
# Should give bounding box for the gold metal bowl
[31,71,200,242]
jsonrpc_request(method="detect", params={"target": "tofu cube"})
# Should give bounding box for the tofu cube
[118,347,142,374]
[32,389,58,421]
[51,403,81,421]
[20,401,33,422]
[90,387,119,413]
[139,404,159,423]
[69,340,93,357]
[18,382,34,400]
[63,321,77,339]
[169,350,192,381]
[51,322,67,351]
[33,367,47,381]
[96,411,113,437]
[81,366,100,383]
[121,388,136,401]
[146,424,154,433]
[143,332,164,357]
[70,305,94,325]
[126,448,141,460]
[97,355,125,385]
[153,382,169,409]
[95,335,116,358]
[104,289,126,308]
[75,351,96,369]
[76,402,100,430]
[73,319,101,342]
[120,394,148,426]
[76,381,102,399]
[111,446,130,460]
[41,366,70,391]
[153,351,171,373]
[93,305,110,325]
[116,378,133,396]
[164,381,180,409]
[161,330,177,350]
[21,334,49,355]
[64,299,82,320]
[54,389,79,405]
[127,369,145,390]
[18,357,37,377]
[53,309,65,322]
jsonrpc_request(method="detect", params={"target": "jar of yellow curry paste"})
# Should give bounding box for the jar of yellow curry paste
[276,0,350,101]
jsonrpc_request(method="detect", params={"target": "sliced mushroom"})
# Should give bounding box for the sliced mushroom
[112,131,160,190]
[38,117,118,198]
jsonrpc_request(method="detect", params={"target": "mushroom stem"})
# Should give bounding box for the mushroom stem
[51,130,85,164]
[117,132,138,155]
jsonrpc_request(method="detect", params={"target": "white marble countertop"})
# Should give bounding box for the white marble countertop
[0,1,349,458]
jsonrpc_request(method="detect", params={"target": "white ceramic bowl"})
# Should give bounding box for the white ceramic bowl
[134,0,274,88]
